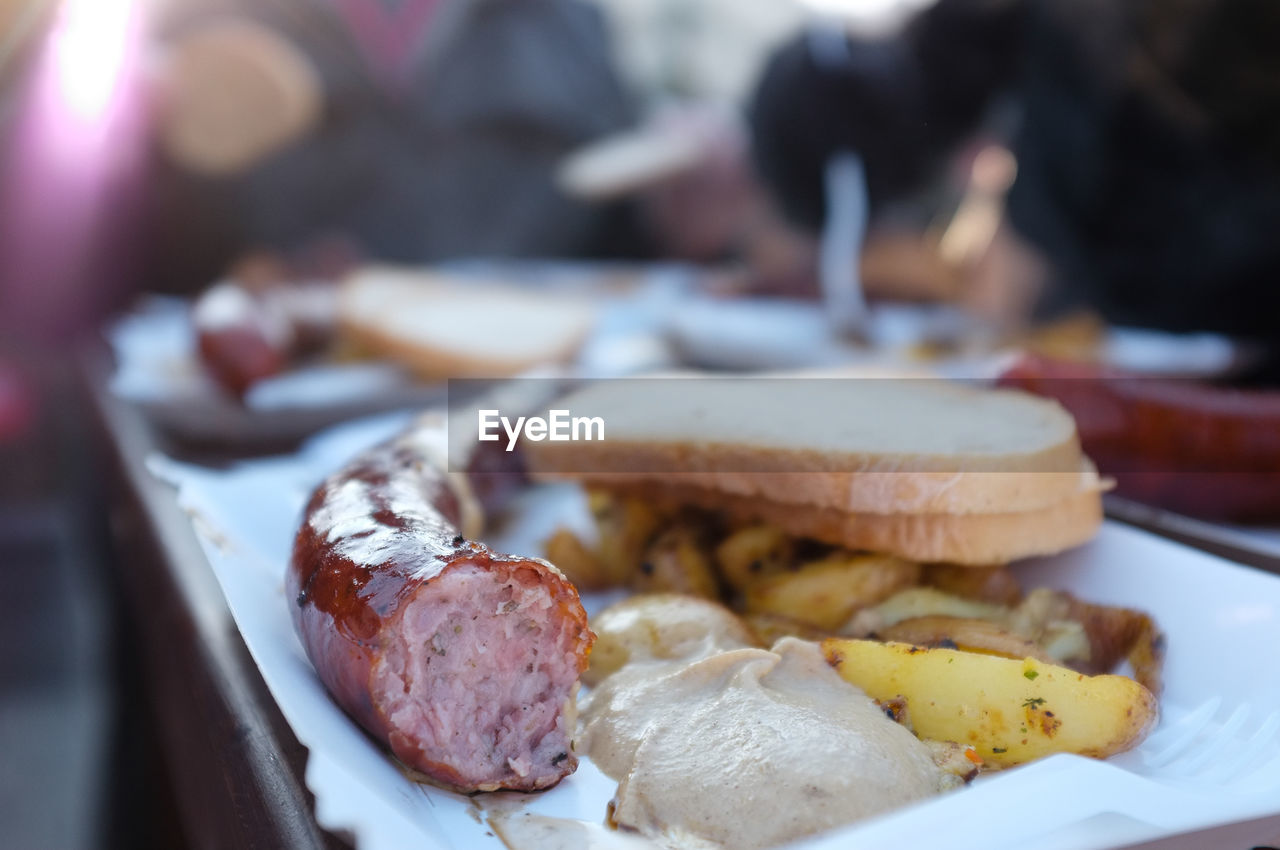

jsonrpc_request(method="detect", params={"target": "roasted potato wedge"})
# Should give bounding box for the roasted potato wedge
[631,524,720,599]
[922,564,1022,606]
[591,492,664,584]
[543,528,612,590]
[1008,588,1162,692]
[585,594,755,685]
[823,638,1158,766]
[843,587,1009,637]
[879,616,1053,662]
[742,612,831,645]
[714,524,795,592]
[744,553,919,631]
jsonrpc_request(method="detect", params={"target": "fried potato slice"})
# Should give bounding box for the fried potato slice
[585,594,755,685]
[878,616,1053,662]
[921,564,1022,606]
[843,587,1009,637]
[543,527,613,591]
[714,524,795,592]
[591,492,665,584]
[1010,588,1165,693]
[744,553,919,630]
[742,612,832,645]
[631,524,720,600]
[822,638,1158,766]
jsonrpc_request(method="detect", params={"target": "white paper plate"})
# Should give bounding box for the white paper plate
[151,415,1280,850]
[108,268,685,443]
[1101,327,1255,378]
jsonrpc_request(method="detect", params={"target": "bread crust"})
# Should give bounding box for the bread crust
[532,454,1096,516]
[595,480,1105,565]
[526,378,1090,515]
[339,316,587,380]
[337,268,593,379]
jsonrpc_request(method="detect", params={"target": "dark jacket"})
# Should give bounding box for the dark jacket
[147,0,640,290]
[750,0,1280,341]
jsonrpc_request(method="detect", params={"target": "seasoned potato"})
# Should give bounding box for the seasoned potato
[714,524,795,591]
[744,553,919,631]
[823,639,1158,766]
[591,492,664,584]
[878,616,1053,662]
[1010,588,1165,693]
[922,564,1022,606]
[585,594,755,685]
[631,524,720,599]
[843,587,1009,637]
[543,528,612,590]
[742,612,832,645]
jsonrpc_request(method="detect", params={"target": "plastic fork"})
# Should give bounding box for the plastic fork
[1135,698,1280,788]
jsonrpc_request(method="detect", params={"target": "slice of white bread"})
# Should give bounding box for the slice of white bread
[339,267,594,380]
[598,478,1105,565]
[526,377,1089,515]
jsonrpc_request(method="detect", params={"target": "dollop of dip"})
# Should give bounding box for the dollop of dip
[578,595,956,850]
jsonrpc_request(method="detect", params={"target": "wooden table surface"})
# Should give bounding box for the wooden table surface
[82,346,1280,850]
[84,349,348,850]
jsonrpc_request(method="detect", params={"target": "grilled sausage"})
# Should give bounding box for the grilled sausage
[193,281,337,398]
[999,354,1280,521]
[193,283,290,397]
[288,421,593,793]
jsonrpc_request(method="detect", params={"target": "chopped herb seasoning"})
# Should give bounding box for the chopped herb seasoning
[1023,697,1046,709]
[1024,669,1039,680]
[991,747,1007,754]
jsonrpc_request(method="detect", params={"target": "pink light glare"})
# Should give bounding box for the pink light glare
[0,0,150,342]
[50,0,136,123]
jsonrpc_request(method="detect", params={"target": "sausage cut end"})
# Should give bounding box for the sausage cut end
[373,561,583,792]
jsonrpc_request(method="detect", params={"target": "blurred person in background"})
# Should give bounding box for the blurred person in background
[2,0,767,346]
[146,0,648,292]
[751,0,1280,364]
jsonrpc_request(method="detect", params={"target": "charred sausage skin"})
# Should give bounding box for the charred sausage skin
[999,354,1280,521]
[288,425,593,792]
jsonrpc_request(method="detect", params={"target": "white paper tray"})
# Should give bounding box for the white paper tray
[108,264,688,444]
[150,414,1280,850]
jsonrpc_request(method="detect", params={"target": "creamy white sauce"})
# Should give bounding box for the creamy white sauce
[489,812,659,850]
[579,637,953,850]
